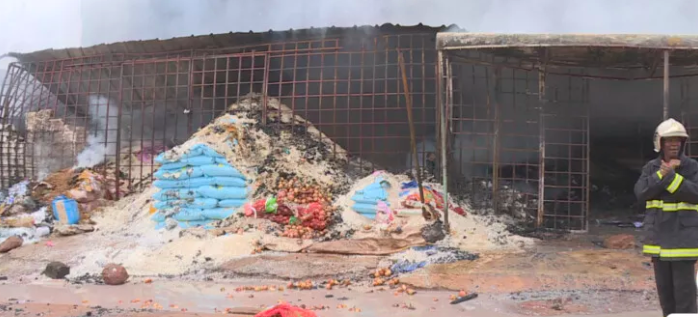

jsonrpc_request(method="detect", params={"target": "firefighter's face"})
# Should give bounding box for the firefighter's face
[662,137,683,158]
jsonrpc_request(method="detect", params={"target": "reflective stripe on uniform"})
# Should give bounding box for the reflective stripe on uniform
[645,200,698,211]
[667,174,685,194]
[660,248,698,258]
[643,244,661,255]
[657,170,664,179]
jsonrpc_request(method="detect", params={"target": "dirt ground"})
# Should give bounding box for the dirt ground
[0,281,660,317]
[0,223,665,317]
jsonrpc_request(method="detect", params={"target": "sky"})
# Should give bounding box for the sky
[0,0,698,69]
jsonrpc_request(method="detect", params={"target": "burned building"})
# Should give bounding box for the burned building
[2,25,696,231]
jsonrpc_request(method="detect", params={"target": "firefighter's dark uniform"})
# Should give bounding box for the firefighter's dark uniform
[635,151,698,315]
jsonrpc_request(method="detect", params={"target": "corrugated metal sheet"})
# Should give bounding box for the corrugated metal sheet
[12,23,459,63]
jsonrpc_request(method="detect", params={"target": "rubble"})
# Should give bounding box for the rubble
[54,224,95,236]
[102,263,129,285]
[420,220,446,243]
[5,94,531,279]
[43,261,70,279]
[0,235,22,253]
[603,234,636,249]
[147,94,353,235]
[25,109,86,181]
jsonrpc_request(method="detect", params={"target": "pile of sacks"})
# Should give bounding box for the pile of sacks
[151,144,250,229]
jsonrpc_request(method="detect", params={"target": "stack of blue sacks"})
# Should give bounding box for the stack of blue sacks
[350,176,389,220]
[151,144,249,229]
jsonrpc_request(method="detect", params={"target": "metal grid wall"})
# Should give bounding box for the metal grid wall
[265,34,438,170]
[444,52,590,230]
[447,53,541,222]
[681,77,698,158]
[0,34,439,192]
[540,71,589,230]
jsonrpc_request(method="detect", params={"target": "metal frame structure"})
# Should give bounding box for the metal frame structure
[0,27,443,199]
[436,32,698,231]
[6,29,698,230]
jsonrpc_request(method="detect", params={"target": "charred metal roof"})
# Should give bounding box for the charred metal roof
[436,33,698,50]
[12,23,460,64]
[436,33,698,69]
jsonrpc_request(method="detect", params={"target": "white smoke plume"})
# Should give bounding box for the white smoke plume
[74,95,119,168]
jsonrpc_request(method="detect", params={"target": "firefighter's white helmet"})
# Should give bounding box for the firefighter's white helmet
[653,118,689,152]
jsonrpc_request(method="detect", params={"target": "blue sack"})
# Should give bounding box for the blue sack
[200,164,245,178]
[350,194,383,205]
[155,144,225,164]
[151,211,168,223]
[153,198,219,210]
[351,203,378,219]
[217,199,247,208]
[158,162,189,170]
[197,185,248,199]
[171,208,206,221]
[351,177,388,204]
[153,177,215,189]
[179,156,228,166]
[208,177,247,187]
[152,189,199,201]
[201,208,236,220]
[154,166,204,180]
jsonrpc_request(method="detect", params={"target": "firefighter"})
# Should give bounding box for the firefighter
[635,118,698,315]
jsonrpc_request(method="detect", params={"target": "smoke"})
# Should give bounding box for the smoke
[74,95,119,168]
[70,0,698,48]
[1,0,698,57]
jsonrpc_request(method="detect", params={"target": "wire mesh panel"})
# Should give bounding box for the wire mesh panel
[540,71,590,230]
[448,52,541,222]
[264,34,438,173]
[0,33,440,191]
[681,77,698,157]
[0,59,122,187]
[444,51,590,229]
[117,53,267,190]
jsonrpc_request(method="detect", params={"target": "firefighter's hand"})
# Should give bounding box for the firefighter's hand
[659,163,673,176]
[669,159,681,169]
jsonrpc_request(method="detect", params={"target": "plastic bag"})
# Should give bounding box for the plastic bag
[200,164,245,178]
[265,197,278,213]
[152,189,199,201]
[243,199,267,217]
[375,201,395,223]
[196,185,248,199]
[296,202,327,230]
[154,166,204,180]
[254,304,317,317]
